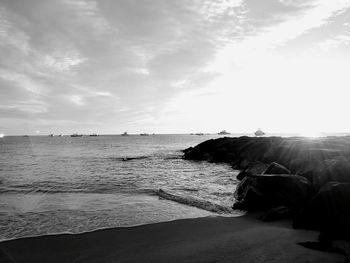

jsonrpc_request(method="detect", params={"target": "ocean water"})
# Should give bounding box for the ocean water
[0,134,242,241]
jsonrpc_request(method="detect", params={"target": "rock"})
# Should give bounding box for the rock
[183,138,238,162]
[184,136,281,164]
[233,174,312,211]
[287,158,317,181]
[184,135,350,242]
[312,157,350,189]
[294,182,350,256]
[236,161,269,180]
[184,136,350,175]
[289,156,350,191]
[294,182,350,237]
[184,136,350,191]
[262,162,291,175]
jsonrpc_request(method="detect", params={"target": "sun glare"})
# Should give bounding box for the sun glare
[299,130,323,138]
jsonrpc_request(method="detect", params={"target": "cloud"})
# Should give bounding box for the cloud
[40,52,87,72]
[69,95,84,106]
[0,99,48,121]
[63,0,115,35]
[317,34,350,51]
[94,91,112,96]
[207,0,350,73]
[0,6,30,55]
[0,69,45,95]
[1,0,350,134]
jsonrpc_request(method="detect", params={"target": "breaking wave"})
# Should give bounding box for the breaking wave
[155,189,233,214]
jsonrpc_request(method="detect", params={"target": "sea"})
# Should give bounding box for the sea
[0,134,244,241]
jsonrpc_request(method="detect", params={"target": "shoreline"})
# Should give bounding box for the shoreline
[0,213,346,263]
[0,213,224,243]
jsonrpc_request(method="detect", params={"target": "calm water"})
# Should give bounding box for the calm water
[0,134,241,241]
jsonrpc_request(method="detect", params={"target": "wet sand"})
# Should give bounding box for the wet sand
[0,214,347,263]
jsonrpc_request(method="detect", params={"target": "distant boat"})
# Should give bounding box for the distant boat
[23,135,29,137]
[0,133,4,138]
[254,129,265,137]
[89,133,98,136]
[58,134,63,137]
[121,132,129,136]
[218,130,230,135]
[71,133,83,137]
[49,134,54,137]
[140,133,149,136]
[195,133,204,136]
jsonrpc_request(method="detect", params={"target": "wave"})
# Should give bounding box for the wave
[110,156,151,161]
[0,186,129,195]
[0,188,90,194]
[117,153,183,162]
[155,189,233,214]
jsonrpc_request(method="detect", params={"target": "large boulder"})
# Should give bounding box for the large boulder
[183,138,239,162]
[265,146,343,172]
[233,174,312,211]
[236,161,269,180]
[289,156,350,191]
[236,161,292,182]
[262,162,291,175]
[294,182,350,237]
[238,137,275,163]
[312,157,350,188]
[184,136,283,165]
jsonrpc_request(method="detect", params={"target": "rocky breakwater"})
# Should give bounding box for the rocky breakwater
[184,136,350,252]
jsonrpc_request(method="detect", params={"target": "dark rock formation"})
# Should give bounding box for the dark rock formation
[293,182,350,255]
[184,136,350,191]
[236,161,290,181]
[233,174,312,211]
[236,161,269,180]
[294,182,350,233]
[262,162,291,175]
[184,135,350,247]
[312,157,350,189]
[183,137,245,163]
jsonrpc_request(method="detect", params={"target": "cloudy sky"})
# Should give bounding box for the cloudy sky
[1,0,350,135]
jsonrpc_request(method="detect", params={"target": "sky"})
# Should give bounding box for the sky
[1,0,350,135]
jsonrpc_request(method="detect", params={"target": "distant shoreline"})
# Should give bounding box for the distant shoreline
[3,133,350,137]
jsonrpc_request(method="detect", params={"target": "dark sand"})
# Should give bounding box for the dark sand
[1,214,348,263]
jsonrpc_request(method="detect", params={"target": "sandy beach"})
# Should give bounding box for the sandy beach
[0,214,347,263]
